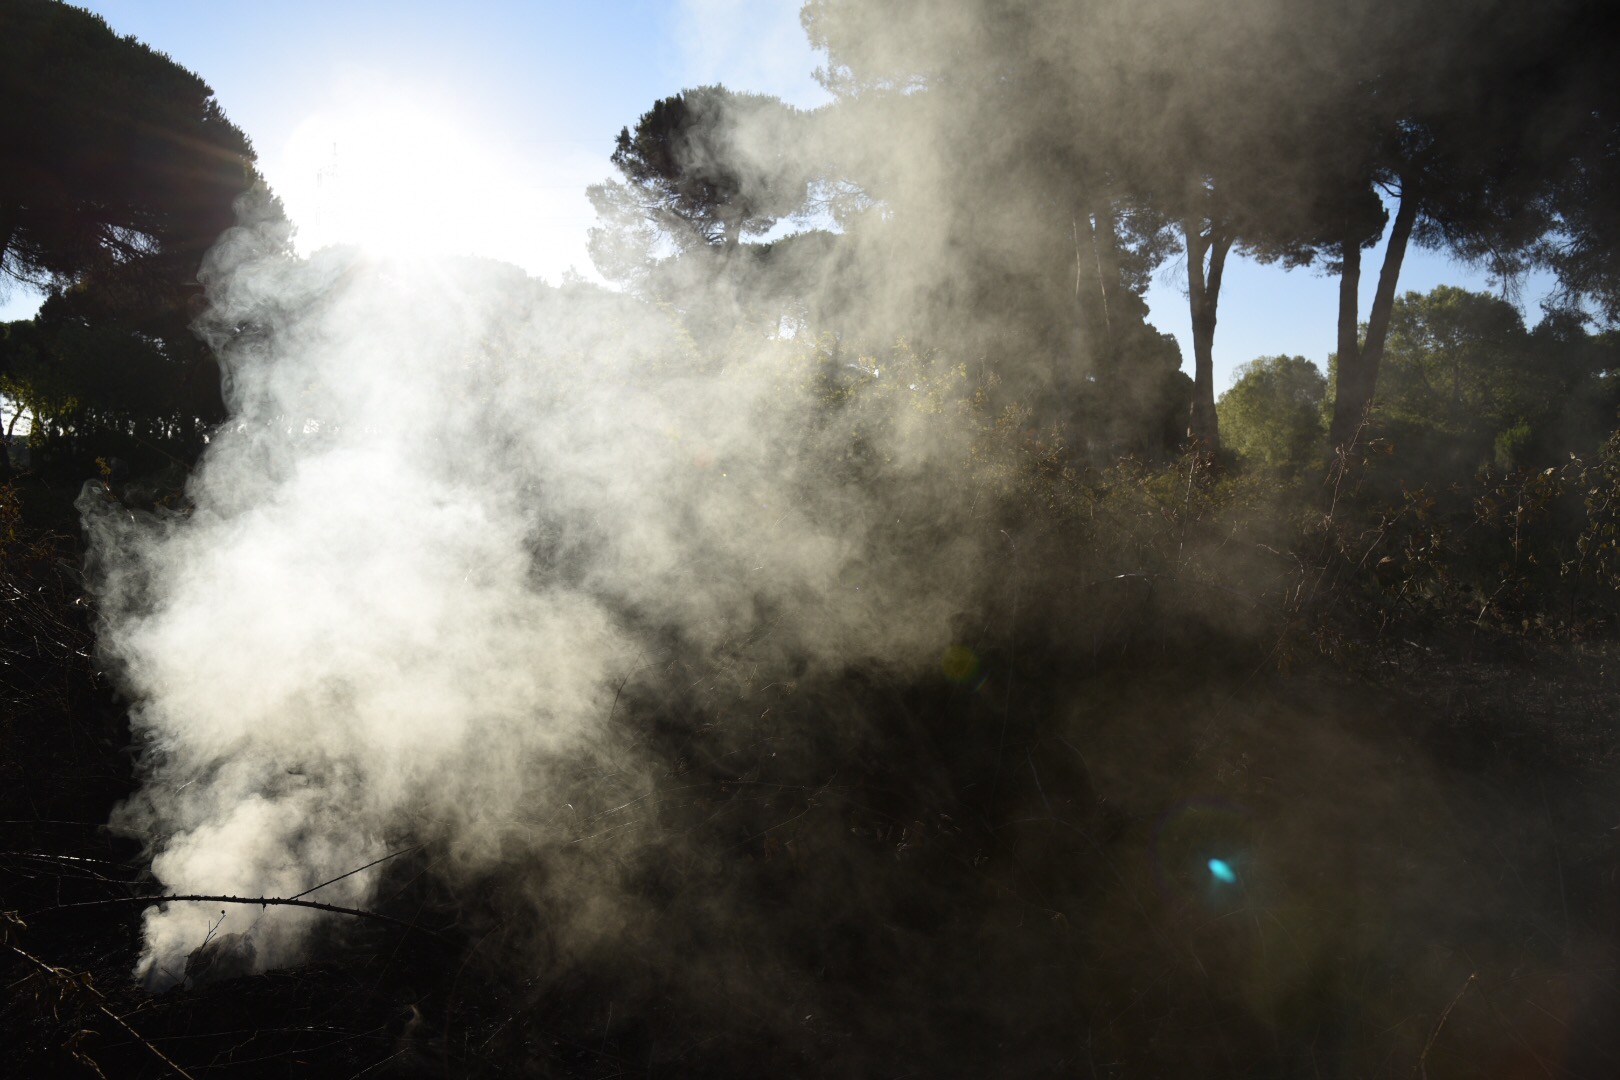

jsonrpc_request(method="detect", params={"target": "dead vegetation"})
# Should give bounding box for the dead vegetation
[5,456,1620,1077]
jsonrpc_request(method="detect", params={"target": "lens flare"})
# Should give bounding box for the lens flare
[941,644,979,683]
[1150,795,1251,901]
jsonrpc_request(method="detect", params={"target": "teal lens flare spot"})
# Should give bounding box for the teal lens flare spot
[1207,858,1236,884]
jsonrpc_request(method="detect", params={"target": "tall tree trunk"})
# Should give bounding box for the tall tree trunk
[0,409,11,481]
[1070,199,1128,450]
[1329,185,1418,451]
[1356,189,1417,418]
[1071,200,1120,376]
[1069,210,1100,406]
[0,202,16,273]
[1329,229,1364,451]
[1090,200,1121,354]
[1184,217,1231,452]
[0,205,19,480]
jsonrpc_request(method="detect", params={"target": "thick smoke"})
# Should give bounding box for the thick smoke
[58,7,1620,1075]
[74,0,1280,992]
[80,200,991,985]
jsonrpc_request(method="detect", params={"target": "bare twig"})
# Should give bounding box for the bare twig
[6,941,197,1080]
[287,845,420,901]
[1416,972,1475,1080]
[30,894,439,937]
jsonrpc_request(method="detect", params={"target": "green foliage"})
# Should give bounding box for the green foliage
[1368,286,1619,476]
[1217,355,1326,478]
[1377,286,1531,449]
[1493,418,1534,471]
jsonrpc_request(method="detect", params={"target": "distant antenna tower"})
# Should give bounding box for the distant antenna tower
[313,142,341,233]
[315,141,340,188]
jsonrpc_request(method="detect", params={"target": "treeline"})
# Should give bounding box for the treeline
[590,0,1620,464]
[9,6,1620,1077]
[1220,286,1620,480]
[6,1,1620,490]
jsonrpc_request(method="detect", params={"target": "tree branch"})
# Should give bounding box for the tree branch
[30,894,440,938]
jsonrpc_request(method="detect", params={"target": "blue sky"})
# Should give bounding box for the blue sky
[3,0,1548,393]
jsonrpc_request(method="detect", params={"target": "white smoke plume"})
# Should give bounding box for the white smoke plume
[73,0,1305,997]
[80,213,983,986]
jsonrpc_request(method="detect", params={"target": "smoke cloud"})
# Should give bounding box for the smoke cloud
[80,187,991,985]
[72,0,1306,997]
[68,10,1596,1074]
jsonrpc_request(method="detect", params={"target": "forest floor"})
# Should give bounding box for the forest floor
[4,477,1620,1078]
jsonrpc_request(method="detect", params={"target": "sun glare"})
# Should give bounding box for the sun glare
[280,99,526,264]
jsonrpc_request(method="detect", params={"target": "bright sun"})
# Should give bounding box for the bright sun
[279,99,524,263]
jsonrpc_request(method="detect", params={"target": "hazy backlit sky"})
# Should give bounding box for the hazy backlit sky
[4,0,1552,391]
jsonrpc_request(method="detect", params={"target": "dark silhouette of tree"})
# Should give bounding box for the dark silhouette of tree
[799,0,1193,454]
[1519,2,1620,322]
[1315,0,1620,451]
[587,85,809,286]
[0,0,273,293]
[1096,0,1323,455]
[0,0,285,476]
[800,0,1620,462]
